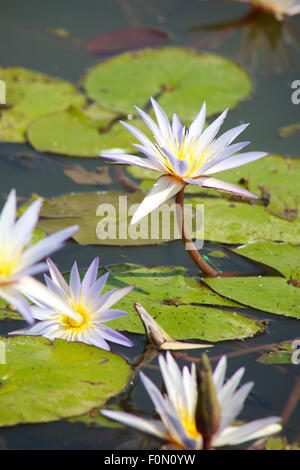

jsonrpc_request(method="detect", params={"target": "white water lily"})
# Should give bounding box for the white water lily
[100,98,267,225]
[10,257,134,351]
[0,189,79,324]
[102,352,281,449]
[249,0,300,19]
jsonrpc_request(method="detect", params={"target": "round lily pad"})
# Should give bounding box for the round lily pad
[0,67,86,142]
[82,47,252,119]
[0,336,132,426]
[69,264,266,342]
[27,106,152,157]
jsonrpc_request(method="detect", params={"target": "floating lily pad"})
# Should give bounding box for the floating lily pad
[27,106,153,157]
[204,276,300,319]
[69,405,123,428]
[0,308,22,320]
[257,342,297,365]
[265,437,300,451]
[32,190,185,245]
[190,196,300,244]
[0,336,132,426]
[83,47,252,119]
[233,241,300,279]
[68,264,266,342]
[0,68,86,142]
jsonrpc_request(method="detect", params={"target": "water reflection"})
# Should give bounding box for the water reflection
[188,6,300,73]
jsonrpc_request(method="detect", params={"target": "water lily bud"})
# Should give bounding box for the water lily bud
[195,353,221,447]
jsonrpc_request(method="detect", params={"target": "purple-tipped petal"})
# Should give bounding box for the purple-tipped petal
[46,257,69,293]
[161,147,189,177]
[81,257,99,294]
[193,177,259,199]
[100,152,161,171]
[69,261,81,305]
[13,198,42,246]
[96,309,129,322]
[96,285,134,312]
[187,102,206,142]
[172,114,184,143]
[150,97,171,141]
[98,324,133,347]
[203,152,268,175]
[131,175,185,225]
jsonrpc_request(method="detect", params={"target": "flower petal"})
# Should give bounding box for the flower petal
[161,147,189,177]
[187,102,206,142]
[97,324,133,347]
[96,285,134,312]
[81,257,99,294]
[101,410,168,440]
[46,257,69,293]
[17,276,82,322]
[100,152,161,171]
[130,175,185,225]
[190,177,259,199]
[150,97,171,141]
[203,152,268,175]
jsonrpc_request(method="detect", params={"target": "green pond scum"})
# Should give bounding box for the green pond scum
[0,0,299,452]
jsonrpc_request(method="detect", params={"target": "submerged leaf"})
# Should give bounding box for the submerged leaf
[63,165,112,185]
[0,336,132,426]
[86,27,169,54]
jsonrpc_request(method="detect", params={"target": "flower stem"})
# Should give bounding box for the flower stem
[175,187,219,277]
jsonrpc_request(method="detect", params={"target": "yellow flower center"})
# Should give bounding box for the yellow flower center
[60,295,95,338]
[0,245,22,283]
[160,135,212,179]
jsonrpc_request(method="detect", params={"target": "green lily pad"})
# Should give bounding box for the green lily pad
[257,342,297,365]
[27,106,154,157]
[69,405,123,428]
[265,437,300,451]
[70,264,266,341]
[0,336,132,426]
[0,68,86,142]
[83,47,252,119]
[32,190,187,245]
[233,241,300,279]
[190,196,300,244]
[203,276,300,319]
[0,308,22,320]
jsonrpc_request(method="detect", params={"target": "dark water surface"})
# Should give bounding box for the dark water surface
[0,0,299,450]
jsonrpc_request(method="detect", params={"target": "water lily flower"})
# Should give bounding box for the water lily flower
[100,98,267,225]
[249,0,300,19]
[9,257,134,351]
[0,189,79,324]
[102,352,281,449]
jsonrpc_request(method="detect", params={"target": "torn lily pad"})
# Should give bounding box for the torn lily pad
[70,264,266,342]
[83,47,252,119]
[27,106,153,157]
[0,336,132,426]
[0,67,86,142]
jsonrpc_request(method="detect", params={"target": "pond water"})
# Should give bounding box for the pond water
[0,0,299,450]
